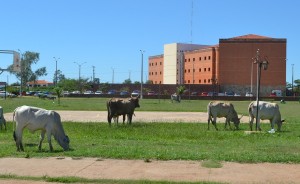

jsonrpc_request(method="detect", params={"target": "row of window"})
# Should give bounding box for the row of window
[149,71,162,75]
[176,79,213,84]
[149,67,211,76]
[185,56,211,62]
[149,62,163,66]
[183,67,211,73]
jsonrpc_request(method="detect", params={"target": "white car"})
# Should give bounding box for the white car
[245,92,254,97]
[0,91,16,98]
[95,91,103,95]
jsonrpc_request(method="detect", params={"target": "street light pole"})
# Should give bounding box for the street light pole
[253,49,269,131]
[74,62,86,81]
[140,50,145,99]
[292,64,294,96]
[53,57,60,86]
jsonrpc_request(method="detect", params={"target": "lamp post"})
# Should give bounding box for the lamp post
[74,62,86,81]
[292,64,294,96]
[53,57,60,86]
[140,50,145,99]
[253,49,269,131]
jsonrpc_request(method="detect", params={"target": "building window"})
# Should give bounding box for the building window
[208,68,211,71]
[188,69,190,73]
[208,79,210,83]
[193,58,195,61]
[204,56,207,60]
[185,69,186,73]
[204,79,206,83]
[160,62,162,65]
[199,68,201,72]
[208,56,211,60]
[188,58,190,62]
[199,80,201,83]
[199,57,201,61]
[188,80,190,83]
[160,71,162,74]
[204,68,206,72]
[155,63,157,66]
[185,59,187,62]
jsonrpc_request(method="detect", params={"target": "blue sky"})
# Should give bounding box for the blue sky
[0,0,299,85]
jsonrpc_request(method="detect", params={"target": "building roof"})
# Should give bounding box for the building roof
[27,80,53,85]
[230,34,272,40]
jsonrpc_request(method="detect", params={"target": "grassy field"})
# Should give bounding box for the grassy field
[0,96,300,163]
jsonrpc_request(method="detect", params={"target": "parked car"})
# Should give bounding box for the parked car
[120,91,129,96]
[107,89,117,95]
[131,90,140,97]
[191,91,199,96]
[84,90,93,94]
[245,92,253,97]
[95,91,103,95]
[0,91,16,98]
[201,92,208,96]
[207,92,218,96]
[225,91,234,96]
[147,91,156,95]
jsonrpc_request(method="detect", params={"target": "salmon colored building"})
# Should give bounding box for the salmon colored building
[148,34,287,95]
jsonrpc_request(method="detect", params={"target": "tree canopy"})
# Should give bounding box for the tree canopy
[8,51,47,88]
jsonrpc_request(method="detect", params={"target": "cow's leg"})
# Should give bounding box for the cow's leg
[128,114,133,124]
[207,116,211,130]
[249,116,254,131]
[212,117,218,131]
[122,114,126,124]
[46,131,53,152]
[14,128,24,151]
[4,119,6,130]
[256,116,262,131]
[38,130,46,151]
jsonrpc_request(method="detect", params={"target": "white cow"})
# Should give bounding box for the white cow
[0,106,6,130]
[248,101,284,132]
[207,101,241,130]
[13,105,70,151]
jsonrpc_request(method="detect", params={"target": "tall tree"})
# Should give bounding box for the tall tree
[8,51,47,88]
[53,70,66,84]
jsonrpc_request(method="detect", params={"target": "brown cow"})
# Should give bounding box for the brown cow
[107,97,140,126]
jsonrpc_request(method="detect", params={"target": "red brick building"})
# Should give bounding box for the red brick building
[148,34,286,95]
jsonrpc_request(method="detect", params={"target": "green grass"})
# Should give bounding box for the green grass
[1,120,300,163]
[1,97,300,162]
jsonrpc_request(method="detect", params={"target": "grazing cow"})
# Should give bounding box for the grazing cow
[0,106,6,130]
[248,101,284,132]
[171,93,181,103]
[13,105,70,152]
[107,97,140,125]
[207,101,241,130]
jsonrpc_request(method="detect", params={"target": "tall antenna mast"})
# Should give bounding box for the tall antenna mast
[190,0,193,44]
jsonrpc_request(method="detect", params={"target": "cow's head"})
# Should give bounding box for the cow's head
[231,113,242,130]
[130,97,140,108]
[277,119,285,131]
[58,135,70,151]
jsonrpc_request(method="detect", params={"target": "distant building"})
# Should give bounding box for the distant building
[148,34,286,95]
[27,80,54,87]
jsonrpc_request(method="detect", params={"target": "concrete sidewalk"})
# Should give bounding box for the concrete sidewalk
[1,157,300,184]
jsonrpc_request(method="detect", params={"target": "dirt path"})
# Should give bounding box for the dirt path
[2,111,298,184]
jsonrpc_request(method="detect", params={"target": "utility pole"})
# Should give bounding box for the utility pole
[53,57,60,86]
[140,50,145,99]
[92,66,95,82]
[74,62,86,81]
[292,64,294,96]
[111,67,114,84]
